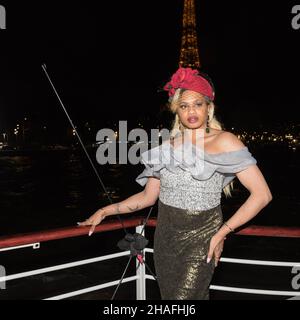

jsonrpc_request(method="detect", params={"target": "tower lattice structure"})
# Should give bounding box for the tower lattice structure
[179,0,201,69]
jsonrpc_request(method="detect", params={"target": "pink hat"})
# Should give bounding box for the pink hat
[163,67,215,101]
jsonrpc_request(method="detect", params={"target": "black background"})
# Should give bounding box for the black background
[0,0,299,132]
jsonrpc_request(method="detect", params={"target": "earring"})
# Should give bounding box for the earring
[206,114,210,134]
[178,119,183,131]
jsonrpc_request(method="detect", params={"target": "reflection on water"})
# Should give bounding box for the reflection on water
[0,146,299,235]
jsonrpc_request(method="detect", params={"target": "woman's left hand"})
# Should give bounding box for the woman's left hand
[207,234,225,267]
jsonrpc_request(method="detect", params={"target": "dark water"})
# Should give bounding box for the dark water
[0,149,142,235]
[0,144,299,236]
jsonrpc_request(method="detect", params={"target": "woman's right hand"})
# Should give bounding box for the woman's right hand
[77,208,107,236]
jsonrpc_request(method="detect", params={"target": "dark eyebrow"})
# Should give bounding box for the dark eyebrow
[180,100,205,104]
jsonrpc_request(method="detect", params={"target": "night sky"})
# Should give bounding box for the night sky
[0,0,299,132]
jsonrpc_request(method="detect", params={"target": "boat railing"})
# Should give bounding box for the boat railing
[0,217,300,300]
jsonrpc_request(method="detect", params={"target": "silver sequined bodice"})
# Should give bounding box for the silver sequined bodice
[159,166,225,211]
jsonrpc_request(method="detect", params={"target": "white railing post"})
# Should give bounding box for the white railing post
[0,243,40,252]
[135,225,146,300]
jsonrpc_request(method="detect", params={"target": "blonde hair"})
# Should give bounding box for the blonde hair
[168,88,234,198]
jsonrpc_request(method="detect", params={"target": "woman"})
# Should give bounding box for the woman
[79,67,273,300]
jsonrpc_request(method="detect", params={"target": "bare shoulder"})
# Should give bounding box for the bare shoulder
[214,130,246,152]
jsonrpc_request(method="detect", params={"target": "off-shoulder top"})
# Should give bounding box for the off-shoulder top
[136,137,257,210]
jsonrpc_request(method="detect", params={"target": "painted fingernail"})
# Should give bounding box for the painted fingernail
[207,257,211,263]
[88,230,93,236]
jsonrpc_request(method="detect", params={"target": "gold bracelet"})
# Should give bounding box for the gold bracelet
[224,221,235,233]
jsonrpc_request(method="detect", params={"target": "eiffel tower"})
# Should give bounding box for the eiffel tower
[179,0,201,69]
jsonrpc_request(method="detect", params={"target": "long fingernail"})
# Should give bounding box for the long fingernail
[88,231,93,236]
[77,222,81,225]
[207,257,211,263]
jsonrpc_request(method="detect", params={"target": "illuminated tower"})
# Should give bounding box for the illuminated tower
[179,0,201,69]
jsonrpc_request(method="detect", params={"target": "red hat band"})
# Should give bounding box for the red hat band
[163,67,215,101]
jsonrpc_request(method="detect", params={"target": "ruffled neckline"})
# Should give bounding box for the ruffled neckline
[136,138,257,188]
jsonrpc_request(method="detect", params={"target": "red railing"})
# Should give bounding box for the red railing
[0,217,300,249]
[0,216,146,249]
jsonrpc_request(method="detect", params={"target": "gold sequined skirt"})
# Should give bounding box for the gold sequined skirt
[153,200,223,300]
